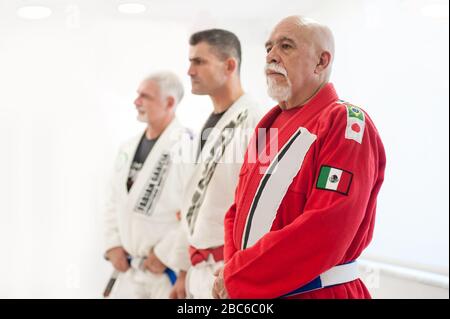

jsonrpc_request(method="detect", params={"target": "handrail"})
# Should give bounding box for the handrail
[359,259,449,289]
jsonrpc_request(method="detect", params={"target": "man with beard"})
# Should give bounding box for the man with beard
[103,71,192,298]
[212,16,386,299]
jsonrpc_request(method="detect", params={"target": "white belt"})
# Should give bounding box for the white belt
[282,261,359,297]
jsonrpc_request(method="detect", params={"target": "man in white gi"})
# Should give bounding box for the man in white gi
[169,29,263,299]
[103,71,192,298]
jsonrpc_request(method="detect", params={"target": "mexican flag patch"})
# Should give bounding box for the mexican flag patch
[316,165,353,195]
[344,104,365,144]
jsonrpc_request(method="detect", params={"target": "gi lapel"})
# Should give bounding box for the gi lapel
[239,107,317,249]
[184,95,250,234]
[116,135,141,196]
[126,118,181,217]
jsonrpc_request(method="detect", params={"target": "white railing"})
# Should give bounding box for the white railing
[359,259,449,289]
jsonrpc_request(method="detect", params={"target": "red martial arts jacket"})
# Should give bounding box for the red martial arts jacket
[223,83,386,299]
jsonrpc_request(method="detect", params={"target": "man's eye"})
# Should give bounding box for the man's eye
[281,43,292,50]
[266,47,272,53]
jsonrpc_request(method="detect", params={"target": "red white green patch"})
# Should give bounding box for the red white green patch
[316,165,353,195]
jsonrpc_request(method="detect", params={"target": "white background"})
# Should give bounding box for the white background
[0,0,448,297]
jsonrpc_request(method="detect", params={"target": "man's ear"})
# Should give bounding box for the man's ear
[166,96,175,110]
[315,51,332,74]
[225,57,238,75]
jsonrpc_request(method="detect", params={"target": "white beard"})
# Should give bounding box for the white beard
[137,112,147,123]
[267,76,292,103]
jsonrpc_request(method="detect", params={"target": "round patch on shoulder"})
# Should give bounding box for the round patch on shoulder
[351,123,361,133]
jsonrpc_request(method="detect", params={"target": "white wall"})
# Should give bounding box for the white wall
[0,0,448,298]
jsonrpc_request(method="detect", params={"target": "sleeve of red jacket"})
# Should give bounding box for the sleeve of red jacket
[224,126,259,263]
[224,202,238,262]
[223,105,385,298]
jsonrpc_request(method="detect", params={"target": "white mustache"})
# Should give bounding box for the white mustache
[265,63,288,77]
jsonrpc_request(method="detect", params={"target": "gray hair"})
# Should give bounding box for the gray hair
[144,71,184,107]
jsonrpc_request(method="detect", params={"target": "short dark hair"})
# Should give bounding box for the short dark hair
[189,29,242,73]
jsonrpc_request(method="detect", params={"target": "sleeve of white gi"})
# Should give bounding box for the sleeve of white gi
[154,223,191,271]
[154,129,195,271]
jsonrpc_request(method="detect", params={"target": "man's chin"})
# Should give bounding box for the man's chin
[267,85,291,104]
[191,88,208,95]
[137,114,147,123]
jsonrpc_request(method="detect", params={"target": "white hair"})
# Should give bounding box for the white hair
[265,63,292,103]
[267,77,292,103]
[145,71,184,107]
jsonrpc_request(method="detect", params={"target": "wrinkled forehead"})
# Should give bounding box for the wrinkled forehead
[139,79,160,93]
[266,20,310,46]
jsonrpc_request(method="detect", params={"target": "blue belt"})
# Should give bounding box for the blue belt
[164,268,177,285]
[127,256,177,286]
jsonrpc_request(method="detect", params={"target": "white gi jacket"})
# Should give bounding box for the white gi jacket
[177,94,264,263]
[103,117,193,271]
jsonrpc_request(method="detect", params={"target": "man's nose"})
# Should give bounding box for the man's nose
[266,47,280,64]
[187,65,195,77]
